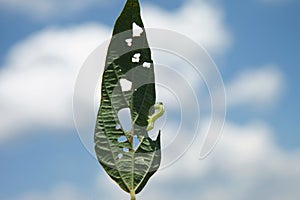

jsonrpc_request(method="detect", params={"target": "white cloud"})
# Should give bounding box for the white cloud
[143,0,231,54]
[0,23,110,142]
[226,65,285,109]
[0,0,107,19]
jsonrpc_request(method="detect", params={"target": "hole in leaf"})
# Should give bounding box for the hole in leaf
[117,108,132,132]
[118,136,127,143]
[119,78,132,91]
[132,22,143,37]
[133,135,141,150]
[125,38,133,46]
[132,53,141,63]
[143,62,151,68]
[116,124,121,129]
[118,153,123,159]
[123,148,129,153]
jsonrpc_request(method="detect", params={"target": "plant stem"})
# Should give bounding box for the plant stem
[130,190,136,200]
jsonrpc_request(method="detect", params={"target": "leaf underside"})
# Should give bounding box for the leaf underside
[94,0,161,195]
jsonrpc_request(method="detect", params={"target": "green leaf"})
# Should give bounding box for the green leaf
[94,0,164,198]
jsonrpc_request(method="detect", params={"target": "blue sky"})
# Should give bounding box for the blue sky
[0,0,300,199]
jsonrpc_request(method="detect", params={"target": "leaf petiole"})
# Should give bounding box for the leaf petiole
[130,190,136,200]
